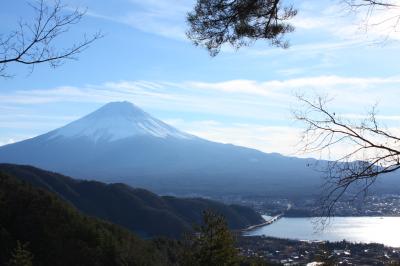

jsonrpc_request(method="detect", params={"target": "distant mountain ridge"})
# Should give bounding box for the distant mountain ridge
[0,101,399,198]
[0,167,179,266]
[0,164,263,238]
[0,101,321,197]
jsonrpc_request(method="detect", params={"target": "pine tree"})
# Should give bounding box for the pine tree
[183,210,239,266]
[8,241,34,266]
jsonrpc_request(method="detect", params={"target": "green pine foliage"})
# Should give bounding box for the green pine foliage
[0,171,270,266]
[0,172,179,266]
[182,210,240,266]
[181,211,272,266]
[7,242,34,266]
[0,164,263,238]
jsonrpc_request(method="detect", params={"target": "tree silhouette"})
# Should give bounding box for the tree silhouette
[187,0,297,56]
[7,242,34,266]
[294,95,400,216]
[188,0,400,216]
[182,210,239,266]
[187,0,398,55]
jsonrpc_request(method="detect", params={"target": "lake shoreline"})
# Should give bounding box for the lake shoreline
[238,235,400,265]
[244,216,400,248]
[242,214,283,232]
[282,214,400,218]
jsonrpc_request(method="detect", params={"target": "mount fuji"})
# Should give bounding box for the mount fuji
[1,101,398,197]
[50,101,194,141]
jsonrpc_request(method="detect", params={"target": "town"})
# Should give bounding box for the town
[215,194,400,217]
[238,236,400,265]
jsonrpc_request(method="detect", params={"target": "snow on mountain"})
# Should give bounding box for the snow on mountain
[48,101,194,142]
[1,101,399,198]
[0,101,333,197]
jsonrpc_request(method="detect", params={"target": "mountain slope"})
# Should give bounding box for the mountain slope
[51,101,193,141]
[0,170,180,266]
[0,164,263,238]
[0,101,328,197]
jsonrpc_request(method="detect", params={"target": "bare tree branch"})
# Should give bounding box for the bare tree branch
[294,95,400,217]
[0,0,102,78]
[187,0,400,56]
[342,0,400,43]
[344,0,398,8]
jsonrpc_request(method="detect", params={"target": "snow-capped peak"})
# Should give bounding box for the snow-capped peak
[49,101,194,142]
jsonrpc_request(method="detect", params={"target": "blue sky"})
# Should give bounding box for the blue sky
[1,0,400,158]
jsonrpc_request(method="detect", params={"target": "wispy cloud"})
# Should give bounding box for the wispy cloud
[2,75,400,112]
[86,0,192,40]
[298,0,400,43]
[165,118,302,156]
[246,0,400,57]
[2,75,400,157]
[0,138,17,146]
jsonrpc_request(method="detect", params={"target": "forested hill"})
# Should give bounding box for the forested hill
[0,164,263,238]
[0,171,181,266]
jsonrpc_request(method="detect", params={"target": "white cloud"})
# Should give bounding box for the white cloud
[187,80,280,97]
[2,75,400,159]
[86,0,193,40]
[166,119,302,156]
[2,75,400,116]
[0,80,292,122]
[250,0,400,57]
[0,138,15,146]
[165,119,366,160]
[338,1,400,42]
[342,113,400,121]
[80,0,400,54]
[185,76,400,109]
[0,113,77,130]
[0,136,31,147]
[298,0,400,43]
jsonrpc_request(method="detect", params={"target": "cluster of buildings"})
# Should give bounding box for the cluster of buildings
[216,193,400,217]
[238,236,400,265]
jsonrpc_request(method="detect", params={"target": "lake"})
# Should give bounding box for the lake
[244,216,400,247]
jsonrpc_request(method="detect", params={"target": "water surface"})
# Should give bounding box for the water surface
[244,216,400,247]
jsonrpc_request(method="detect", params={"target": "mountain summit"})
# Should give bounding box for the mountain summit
[49,101,193,142]
[0,101,343,197]
[0,102,398,198]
